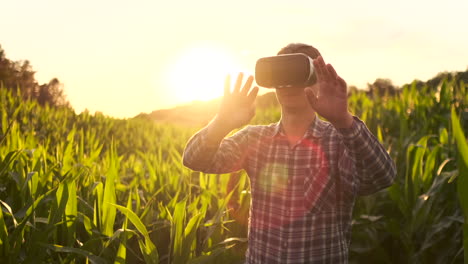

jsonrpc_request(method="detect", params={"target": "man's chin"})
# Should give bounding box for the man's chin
[278,97,309,109]
[276,91,305,101]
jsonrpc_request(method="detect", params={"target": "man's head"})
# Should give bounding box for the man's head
[274,43,321,110]
[277,43,321,59]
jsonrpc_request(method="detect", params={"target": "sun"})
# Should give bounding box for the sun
[166,44,242,103]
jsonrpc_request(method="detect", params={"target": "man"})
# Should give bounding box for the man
[182,43,396,263]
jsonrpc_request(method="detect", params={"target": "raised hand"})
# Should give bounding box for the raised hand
[304,56,354,128]
[216,73,259,131]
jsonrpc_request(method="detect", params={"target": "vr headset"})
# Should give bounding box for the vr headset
[255,53,317,89]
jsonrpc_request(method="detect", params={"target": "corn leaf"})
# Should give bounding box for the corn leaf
[451,106,468,263]
[41,243,107,264]
[110,203,159,264]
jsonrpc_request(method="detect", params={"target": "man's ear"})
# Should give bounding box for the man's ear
[306,84,320,97]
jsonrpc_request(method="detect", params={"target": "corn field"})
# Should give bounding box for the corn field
[0,78,467,263]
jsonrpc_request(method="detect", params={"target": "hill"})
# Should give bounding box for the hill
[136,92,279,126]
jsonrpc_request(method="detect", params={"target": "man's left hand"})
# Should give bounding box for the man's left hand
[304,56,354,128]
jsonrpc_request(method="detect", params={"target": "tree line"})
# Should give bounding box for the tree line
[0,44,68,107]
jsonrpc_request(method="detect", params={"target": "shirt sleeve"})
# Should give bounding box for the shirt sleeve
[337,116,396,196]
[182,125,251,174]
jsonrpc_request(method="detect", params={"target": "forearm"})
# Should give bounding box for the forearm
[182,116,248,173]
[183,117,230,171]
[204,115,235,146]
[338,116,396,195]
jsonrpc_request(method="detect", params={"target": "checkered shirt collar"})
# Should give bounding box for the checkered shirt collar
[269,114,325,139]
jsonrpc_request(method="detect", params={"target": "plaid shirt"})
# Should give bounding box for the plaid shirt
[183,116,396,264]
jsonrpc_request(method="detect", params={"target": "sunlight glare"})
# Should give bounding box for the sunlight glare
[166,44,243,103]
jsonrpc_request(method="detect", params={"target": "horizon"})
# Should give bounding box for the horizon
[2,0,468,118]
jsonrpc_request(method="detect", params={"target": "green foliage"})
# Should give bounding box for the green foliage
[451,107,468,263]
[348,78,467,264]
[0,84,242,263]
[0,71,467,263]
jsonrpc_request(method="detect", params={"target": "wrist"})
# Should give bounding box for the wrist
[212,115,236,135]
[203,116,235,146]
[332,113,354,129]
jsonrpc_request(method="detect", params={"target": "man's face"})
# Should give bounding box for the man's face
[275,83,319,109]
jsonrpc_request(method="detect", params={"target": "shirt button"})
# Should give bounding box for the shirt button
[287,179,291,184]
[283,242,288,248]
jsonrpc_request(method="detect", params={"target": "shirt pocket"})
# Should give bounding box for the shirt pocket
[303,162,335,214]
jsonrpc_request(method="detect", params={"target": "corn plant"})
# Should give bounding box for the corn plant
[0,73,466,263]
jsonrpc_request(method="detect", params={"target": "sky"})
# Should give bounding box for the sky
[1,0,467,118]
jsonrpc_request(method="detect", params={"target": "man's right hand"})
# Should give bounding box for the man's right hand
[215,73,259,132]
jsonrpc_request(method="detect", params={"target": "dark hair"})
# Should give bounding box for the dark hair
[277,43,321,59]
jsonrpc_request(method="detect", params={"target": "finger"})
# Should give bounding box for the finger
[247,86,259,104]
[319,56,332,81]
[326,64,338,80]
[224,74,231,97]
[313,56,329,82]
[240,75,254,96]
[233,72,244,94]
[304,87,319,111]
[313,58,324,82]
[337,76,347,93]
